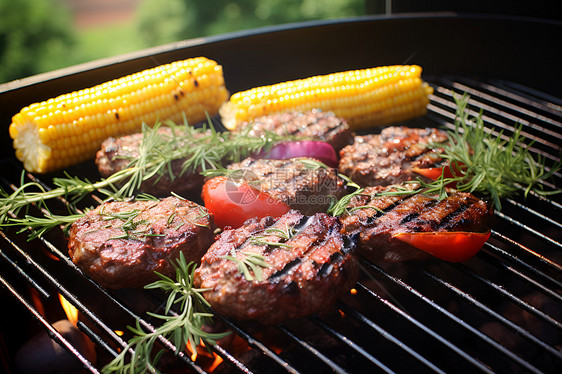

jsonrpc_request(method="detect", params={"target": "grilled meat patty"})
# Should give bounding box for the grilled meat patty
[194,210,359,325]
[226,157,347,215]
[233,109,354,151]
[95,126,209,197]
[340,183,492,263]
[68,197,215,289]
[338,126,448,187]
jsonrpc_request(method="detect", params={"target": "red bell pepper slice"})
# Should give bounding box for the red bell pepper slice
[202,176,290,229]
[412,161,465,183]
[392,230,491,262]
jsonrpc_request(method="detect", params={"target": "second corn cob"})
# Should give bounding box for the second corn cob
[9,57,229,173]
[219,65,433,131]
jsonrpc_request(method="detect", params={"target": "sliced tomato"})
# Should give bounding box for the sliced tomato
[202,176,290,229]
[392,231,491,262]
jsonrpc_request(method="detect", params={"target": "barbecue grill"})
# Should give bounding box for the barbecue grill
[0,13,561,374]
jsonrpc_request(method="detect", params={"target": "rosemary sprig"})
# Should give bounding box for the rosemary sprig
[0,118,290,229]
[330,94,561,215]
[4,212,85,241]
[436,94,561,209]
[250,222,297,247]
[98,207,166,241]
[221,249,272,282]
[102,252,229,374]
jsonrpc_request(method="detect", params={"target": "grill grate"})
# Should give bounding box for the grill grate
[1,76,561,374]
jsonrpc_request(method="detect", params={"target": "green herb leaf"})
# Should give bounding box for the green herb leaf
[101,252,229,374]
[222,249,272,282]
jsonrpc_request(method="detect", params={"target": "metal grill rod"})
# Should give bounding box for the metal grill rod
[216,316,301,374]
[435,79,562,133]
[453,262,562,330]
[486,232,562,277]
[488,80,562,109]
[362,261,545,373]
[445,78,562,118]
[354,280,494,373]
[0,240,50,299]
[478,248,562,301]
[503,198,562,230]
[428,94,562,164]
[278,324,348,374]
[493,212,562,250]
[0,274,100,373]
[423,271,562,360]
[336,300,447,374]
[311,315,397,374]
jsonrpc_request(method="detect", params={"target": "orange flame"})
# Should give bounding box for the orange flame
[58,293,79,326]
[30,288,46,318]
[208,353,223,372]
[185,341,198,362]
[185,340,224,372]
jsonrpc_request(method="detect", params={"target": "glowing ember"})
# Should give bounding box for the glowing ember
[350,288,357,295]
[58,294,79,326]
[114,330,124,336]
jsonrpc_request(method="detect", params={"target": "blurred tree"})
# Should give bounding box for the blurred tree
[135,0,365,46]
[0,0,76,83]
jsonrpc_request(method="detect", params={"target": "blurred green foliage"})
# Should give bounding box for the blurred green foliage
[135,0,366,46]
[0,0,366,83]
[0,0,76,83]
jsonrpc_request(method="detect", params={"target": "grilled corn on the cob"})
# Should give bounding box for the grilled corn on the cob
[9,57,229,173]
[219,65,432,131]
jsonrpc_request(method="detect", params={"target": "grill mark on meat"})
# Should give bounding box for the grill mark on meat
[340,184,492,263]
[268,166,308,192]
[262,215,356,280]
[267,216,341,281]
[293,214,310,231]
[318,261,334,278]
[436,200,473,229]
[234,110,353,151]
[194,210,359,324]
[268,258,302,281]
[400,212,420,224]
[338,126,448,187]
[68,197,215,289]
[227,158,347,215]
[361,193,417,225]
[399,198,441,225]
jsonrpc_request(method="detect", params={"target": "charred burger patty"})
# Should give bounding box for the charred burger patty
[68,196,215,289]
[95,126,209,198]
[339,183,492,263]
[225,157,348,215]
[194,210,359,325]
[338,126,448,187]
[232,109,354,151]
